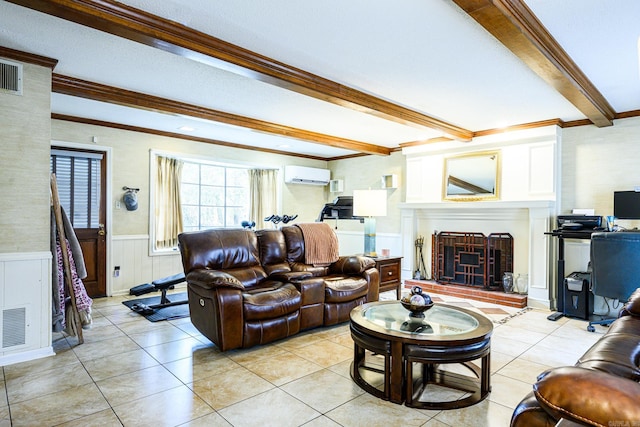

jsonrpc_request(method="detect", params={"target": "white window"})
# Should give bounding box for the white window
[180,161,250,232]
[150,151,255,254]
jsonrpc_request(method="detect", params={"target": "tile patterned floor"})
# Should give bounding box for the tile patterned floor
[0,289,606,427]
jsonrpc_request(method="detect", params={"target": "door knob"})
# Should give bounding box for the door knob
[98,223,106,236]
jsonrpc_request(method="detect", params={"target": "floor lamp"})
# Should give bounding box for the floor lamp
[353,189,387,257]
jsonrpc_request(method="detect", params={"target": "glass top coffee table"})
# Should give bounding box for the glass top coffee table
[350,300,493,409]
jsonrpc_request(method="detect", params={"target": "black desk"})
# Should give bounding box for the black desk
[545,229,603,320]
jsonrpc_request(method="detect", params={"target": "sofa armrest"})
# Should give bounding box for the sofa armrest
[620,287,640,317]
[186,269,244,290]
[330,256,376,275]
[534,366,640,426]
[269,271,313,282]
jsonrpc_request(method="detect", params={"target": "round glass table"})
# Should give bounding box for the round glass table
[350,300,493,409]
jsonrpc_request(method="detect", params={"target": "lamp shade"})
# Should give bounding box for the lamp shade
[353,189,387,217]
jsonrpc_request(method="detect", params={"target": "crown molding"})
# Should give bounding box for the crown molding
[0,45,58,69]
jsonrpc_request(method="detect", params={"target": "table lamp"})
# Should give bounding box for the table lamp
[353,189,387,257]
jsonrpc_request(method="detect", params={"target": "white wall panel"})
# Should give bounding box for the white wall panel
[0,252,53,365]
[111,236,183,295]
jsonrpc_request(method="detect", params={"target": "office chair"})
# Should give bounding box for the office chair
[587,232,640,332]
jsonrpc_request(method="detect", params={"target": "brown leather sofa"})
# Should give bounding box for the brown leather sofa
[511,288,640,426]
[178,226,380,351]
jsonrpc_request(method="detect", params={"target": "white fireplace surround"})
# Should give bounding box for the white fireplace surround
[400,201,555,309]
[399,126,561,309]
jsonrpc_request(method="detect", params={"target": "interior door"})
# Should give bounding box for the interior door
[50,147,107,298]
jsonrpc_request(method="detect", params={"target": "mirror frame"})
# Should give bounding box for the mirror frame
[442,150,501,201]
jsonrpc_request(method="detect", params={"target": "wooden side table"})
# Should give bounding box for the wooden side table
[373,256,403,299]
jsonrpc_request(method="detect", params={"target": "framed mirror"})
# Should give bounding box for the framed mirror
[443,151,500,201]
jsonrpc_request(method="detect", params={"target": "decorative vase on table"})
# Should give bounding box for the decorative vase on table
[502,272,514,293]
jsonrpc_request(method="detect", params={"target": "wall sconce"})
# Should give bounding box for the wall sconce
[353,189,387,257]
[122,186,139,211]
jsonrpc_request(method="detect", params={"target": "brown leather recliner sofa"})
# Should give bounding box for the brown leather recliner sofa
[511,288,640,426]
[178,225,380,351]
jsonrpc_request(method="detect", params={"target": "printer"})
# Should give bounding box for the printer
[557,215,602,230]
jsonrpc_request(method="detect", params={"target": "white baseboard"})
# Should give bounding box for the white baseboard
[0,346,54,367]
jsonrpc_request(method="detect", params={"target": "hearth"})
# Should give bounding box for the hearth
[403,280,527,308]
[431,231,513,290]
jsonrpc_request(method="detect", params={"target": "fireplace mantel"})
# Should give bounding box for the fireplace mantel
[400,200,556,309]
[399,200,555,211]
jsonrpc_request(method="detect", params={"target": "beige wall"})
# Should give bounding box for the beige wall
[52,120,329,236]
[328,151,405,235]
[561,116,640,230]
[0,63,51,253]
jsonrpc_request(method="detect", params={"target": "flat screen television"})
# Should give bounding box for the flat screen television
[613,191,640,219]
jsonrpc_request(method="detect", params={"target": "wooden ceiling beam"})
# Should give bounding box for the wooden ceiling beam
[453,0,615,127]
[51,114,329,161]
[52,74,391,156]
[8,0,473,141]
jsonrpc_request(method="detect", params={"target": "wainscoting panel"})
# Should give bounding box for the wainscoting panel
[0,252,54,365]
[111,236,183,296]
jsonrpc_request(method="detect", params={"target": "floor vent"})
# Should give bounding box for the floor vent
[3,307,26,348]
[0,59,23,95]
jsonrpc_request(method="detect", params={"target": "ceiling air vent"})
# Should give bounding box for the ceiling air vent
[0,59,23,96]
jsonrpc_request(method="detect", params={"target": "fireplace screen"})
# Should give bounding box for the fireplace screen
[432,231,513,289]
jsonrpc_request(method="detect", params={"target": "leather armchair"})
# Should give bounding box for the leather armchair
[511,288,640,426]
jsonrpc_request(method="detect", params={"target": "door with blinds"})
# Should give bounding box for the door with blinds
[50,147,107,297]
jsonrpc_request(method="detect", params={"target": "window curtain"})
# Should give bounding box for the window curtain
[155,156,184,249]
[249,169,278,230]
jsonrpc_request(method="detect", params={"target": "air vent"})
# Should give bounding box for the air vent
[3,307,26,348]
[0,59,23,96]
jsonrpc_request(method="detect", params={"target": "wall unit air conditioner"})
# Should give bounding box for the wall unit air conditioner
[284,166,330,186]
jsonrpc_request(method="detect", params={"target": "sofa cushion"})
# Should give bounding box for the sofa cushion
[605,314,640,336]
[242,282,301,321]
[227,266,268,288]
[534,366,640,426]
[577,332,640,381]
[179,228,263,272]
[281,225,306,263]
[330,256,376,275]
[324,276,368,303]
[256,229,291,275]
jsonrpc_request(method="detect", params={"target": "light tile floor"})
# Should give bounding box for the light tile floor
[0,289,606,427]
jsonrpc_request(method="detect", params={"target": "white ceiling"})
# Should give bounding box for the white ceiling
[1,0,639,159]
